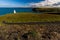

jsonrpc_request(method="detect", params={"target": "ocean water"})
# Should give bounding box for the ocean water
[0,8,32,15]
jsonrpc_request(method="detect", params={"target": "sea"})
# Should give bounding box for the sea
[0,8,32,15]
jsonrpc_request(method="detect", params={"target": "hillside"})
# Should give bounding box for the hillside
[0,12,60,24]
[0,12,60,40]
[32,8,60,13]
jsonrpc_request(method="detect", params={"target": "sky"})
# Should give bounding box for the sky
[0,0,60,7]
[0,0,43,7]
[30,0,60,7]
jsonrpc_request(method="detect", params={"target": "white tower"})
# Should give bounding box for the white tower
[14,10,16,14]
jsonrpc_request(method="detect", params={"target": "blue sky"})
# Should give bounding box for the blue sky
[0,0,44,7]
[0,0,60,7]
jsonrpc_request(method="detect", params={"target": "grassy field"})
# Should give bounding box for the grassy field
[0,12,60,40]
[0,12,60,24]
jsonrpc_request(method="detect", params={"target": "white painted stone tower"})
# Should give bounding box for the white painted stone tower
[14,10,16,14]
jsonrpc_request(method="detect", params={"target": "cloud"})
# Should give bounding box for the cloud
[1,0,60,7]
[29,0,60,7]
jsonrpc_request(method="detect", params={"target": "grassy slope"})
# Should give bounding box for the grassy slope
[0,13,59,40]
[0,12,60,24]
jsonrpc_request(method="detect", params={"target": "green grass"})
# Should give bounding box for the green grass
[0,12,60,24]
